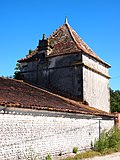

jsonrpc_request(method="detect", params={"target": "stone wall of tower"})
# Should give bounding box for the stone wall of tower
[20,52,84,100]
[82,54,110,112]
[20,61,38,83]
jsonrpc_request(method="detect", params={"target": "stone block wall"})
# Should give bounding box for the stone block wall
[0,108,114,159]
[82,54,110,112]
[83,66,110,112]
[20,53,83,100]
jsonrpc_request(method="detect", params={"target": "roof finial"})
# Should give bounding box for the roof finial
[65,16,68,24]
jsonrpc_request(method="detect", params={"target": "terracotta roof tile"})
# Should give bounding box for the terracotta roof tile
[0,77,114,117]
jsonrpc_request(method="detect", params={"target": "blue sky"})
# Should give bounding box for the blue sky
[0,0,120,90]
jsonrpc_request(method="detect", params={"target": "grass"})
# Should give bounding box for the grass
[75,150,101,159]
[62,150,101,160]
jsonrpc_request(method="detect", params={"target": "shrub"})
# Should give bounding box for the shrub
[46,154,52,160]
[73,147,78,154]
[108,127,120,147]
[94,127,120,153]
[94,130,109,152]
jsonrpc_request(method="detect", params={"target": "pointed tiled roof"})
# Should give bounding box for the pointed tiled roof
[48,23,96,56]
[48,23,110,66]
[18,21,110,67]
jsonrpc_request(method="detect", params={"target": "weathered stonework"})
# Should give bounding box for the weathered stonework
[82,54,110,112]
[0,108,114,160]
[20,53,84,100]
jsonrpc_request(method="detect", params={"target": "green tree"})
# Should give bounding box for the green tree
[110,89,120,112]
[29,49,33,55]
[14,62,21,79]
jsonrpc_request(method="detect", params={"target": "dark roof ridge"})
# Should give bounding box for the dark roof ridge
[65,23,82,51]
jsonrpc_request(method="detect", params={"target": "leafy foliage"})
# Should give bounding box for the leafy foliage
[73,147,78,154]
[94,127,120,153]
[94,130,109,152]
[13,62,21,80]
[29,49,33,55]
[45,154,52,160]
[110,89,120,112]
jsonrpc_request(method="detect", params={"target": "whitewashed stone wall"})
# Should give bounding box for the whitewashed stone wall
[82,54,110,77]
[83,67,110,112]
[0,108,114,159]
[82,54,110,112]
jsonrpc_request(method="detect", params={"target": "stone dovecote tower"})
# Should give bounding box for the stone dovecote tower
[18,19,111,112]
